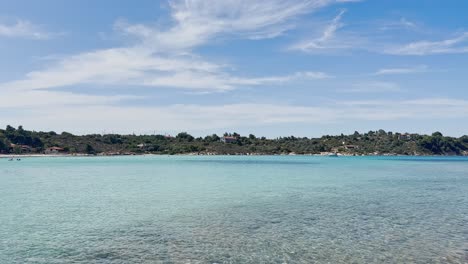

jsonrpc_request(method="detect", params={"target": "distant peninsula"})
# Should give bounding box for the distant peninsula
[1,125,467,156]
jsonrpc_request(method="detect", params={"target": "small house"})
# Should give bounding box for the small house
[344,145,358,150]
[9,143,33,153]
[398,133,412,140]
[45,147,66,154]
[221,136,238,143]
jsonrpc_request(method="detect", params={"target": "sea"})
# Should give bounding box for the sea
[1,156,467,263]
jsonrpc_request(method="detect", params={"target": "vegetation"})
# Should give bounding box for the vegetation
[0,126,467,156]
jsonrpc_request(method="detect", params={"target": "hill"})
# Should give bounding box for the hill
[1,126,467,156]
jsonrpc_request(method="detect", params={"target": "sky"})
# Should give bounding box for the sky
[1,0,468,137]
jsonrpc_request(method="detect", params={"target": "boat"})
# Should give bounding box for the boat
[328,153,338,157]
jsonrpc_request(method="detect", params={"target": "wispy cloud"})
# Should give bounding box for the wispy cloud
[343,81,401,93]
[0,46,328,92]
[289,14,468,57]
[0,19,53,39]
[1,48,233,91]
[338,98,468,119]
[227,71,330,85]
[114,0,342,50]
[166,0,330,41]
[0,89,137,108]
[289,9,348,52]
[379,17,418,31]
[0,0,336,92]
[385,32,468,55]
[375,65,428,75]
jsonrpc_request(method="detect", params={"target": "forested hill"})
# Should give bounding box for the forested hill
[1,125,467,156]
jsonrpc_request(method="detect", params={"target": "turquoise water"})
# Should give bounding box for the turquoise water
[1,156,467,263]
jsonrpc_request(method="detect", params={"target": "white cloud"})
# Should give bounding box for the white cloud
[385,32,468,55]
[0,104,333,134]
[0,19,52,39]
[289,15,468,57]
[114,0,343,50]
[1,0,336,92]
[375,65,428,75]
[0,47,230,91]
[167,0,328,41]
[289,10,347,52]
[0,46,328,91]
[227,71,330,86]
[344,81,401,93]
[0,89,136,108]
[379,18,418,31]
[2,98,468,135]
[338,98,468,120]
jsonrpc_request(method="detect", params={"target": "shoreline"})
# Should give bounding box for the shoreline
[1,153,467,158]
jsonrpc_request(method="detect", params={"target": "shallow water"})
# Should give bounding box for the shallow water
[1,156,467,263]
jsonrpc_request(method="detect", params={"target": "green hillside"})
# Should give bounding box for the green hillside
[1,126,467,156]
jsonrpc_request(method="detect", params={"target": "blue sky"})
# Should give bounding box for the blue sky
[1,0,468,137]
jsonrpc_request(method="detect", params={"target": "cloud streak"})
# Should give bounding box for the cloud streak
[289,9,347,52]
[385,32,468,55]
[0,19,53,39]
[379,18,418,31]
[0,89,137,108]
[343,81,401,93]
[375,65,428,75]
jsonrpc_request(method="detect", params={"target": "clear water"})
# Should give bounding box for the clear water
[1,156,467,264]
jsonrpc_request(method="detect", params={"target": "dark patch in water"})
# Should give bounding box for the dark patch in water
[94,252,114,259]
[247,225,262,231]
[305,216,318,221]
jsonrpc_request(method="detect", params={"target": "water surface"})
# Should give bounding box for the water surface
[1,156,467,263]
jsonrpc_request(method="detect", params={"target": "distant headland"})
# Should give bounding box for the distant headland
[1,125,467,156]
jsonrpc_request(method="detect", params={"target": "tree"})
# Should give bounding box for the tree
[176,132,194,142]
[85,144,96,154]
[61,131,74,137]
[204,134,220,142]
[31,137,44,149]
[419,134,460,155]
[6,125,15,133]
[0,138,7,153]
[460,135,468,144]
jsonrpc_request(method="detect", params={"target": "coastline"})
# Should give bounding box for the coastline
[1,153,467,158]
[0,154,91,158]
